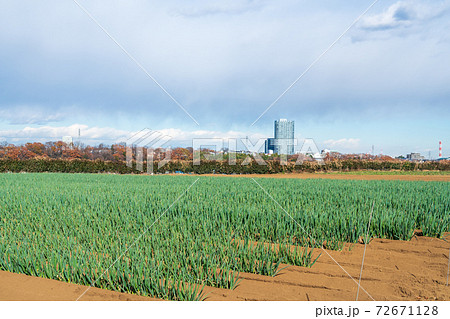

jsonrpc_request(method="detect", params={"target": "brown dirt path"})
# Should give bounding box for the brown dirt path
[1,235,448,301]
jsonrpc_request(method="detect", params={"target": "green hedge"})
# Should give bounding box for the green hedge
[0,159,449,174]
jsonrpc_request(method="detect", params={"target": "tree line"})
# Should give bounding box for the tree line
[1,141,448,174]
[0,158,448,174]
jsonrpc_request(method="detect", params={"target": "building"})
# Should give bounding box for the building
[264,138,275,154]
[265,119,295,155]
[274,119,294,155]
[62,136,73,146]
[406,152,425,161]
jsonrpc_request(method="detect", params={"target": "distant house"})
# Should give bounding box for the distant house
[406,153,425,161]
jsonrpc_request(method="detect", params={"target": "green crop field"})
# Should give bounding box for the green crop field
[0,173,449,300]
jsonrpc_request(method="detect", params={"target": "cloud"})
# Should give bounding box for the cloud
[360,2,415,31]
[0,106,66,125]
[0,124,266,146]
[0,0,449,156]
[322,138,360,152]
[359,0,449,31]
[172,0,264,18]
[156,128,264,140]
[0,124,129,143]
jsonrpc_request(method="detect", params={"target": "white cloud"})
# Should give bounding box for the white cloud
[0,106,66,125]
[0,124,129,143]
[359,0,449,31]
[0,124,265,146]
[322,138,360,152]
[172,0,264,18]
[157,128,263,140]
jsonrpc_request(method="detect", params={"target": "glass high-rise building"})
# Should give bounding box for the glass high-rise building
[264,138,275,154]
[273,119,294,155]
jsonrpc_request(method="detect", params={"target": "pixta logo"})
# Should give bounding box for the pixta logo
[125,129,172,173]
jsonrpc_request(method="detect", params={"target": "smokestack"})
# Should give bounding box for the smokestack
[439,141,442,158]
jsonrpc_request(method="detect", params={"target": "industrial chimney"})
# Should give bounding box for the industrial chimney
[439,141,442,158]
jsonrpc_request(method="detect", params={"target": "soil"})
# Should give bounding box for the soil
[204,235,450,301]
[198,173,450,182]
[0,270,158,301]
[1,235,449,301]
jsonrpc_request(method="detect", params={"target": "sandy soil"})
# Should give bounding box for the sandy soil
[204,235,450,301]
[0,270,158,301]
[198,173,450,182]
[1,235,448,301]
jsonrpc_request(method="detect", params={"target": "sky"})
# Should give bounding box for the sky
[0,0,449,157]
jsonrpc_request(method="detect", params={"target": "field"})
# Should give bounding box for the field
[2,234,449,301]
[199,172,450,182]
[0,173,449,301]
